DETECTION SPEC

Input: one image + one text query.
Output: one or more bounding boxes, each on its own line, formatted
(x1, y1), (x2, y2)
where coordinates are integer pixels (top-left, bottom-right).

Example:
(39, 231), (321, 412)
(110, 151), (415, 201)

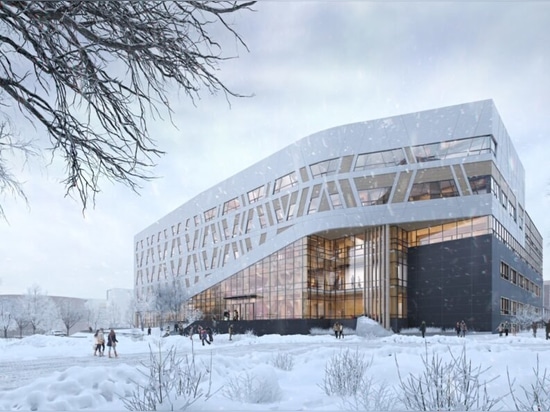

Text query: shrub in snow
(396, 344), (500, 411)
(321, 348), (371, 396)
(340, 376), (397, 411)
(507, 354), (550, 411)
(122, 341), (211, 411)
(270, 351), (294, 371)
(223, 364), (282, 404)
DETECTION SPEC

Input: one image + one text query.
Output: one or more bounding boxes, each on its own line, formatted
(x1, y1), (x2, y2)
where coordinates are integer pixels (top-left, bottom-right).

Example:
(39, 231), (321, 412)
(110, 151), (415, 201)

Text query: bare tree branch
(0, 1), (255, 211)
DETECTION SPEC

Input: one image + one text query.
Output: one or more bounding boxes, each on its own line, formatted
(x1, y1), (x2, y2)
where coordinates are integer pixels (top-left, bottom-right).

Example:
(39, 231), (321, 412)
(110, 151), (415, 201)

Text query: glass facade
(184, 215), (535, 328)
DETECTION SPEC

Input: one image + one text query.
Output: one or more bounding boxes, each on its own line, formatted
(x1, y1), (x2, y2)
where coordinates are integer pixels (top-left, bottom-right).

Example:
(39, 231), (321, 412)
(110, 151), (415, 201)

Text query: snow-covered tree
(11, 297), (31, 338)
(57, 299), (85, 336)
(0, 1), (255, 214)
(0, 297), (13, 338)
(153, 281), (188, 328)
(24, 284), (59, 334)
(106, 299), (123, 328)
(512, 304), (542, 331)
(84, 300), (108, 331)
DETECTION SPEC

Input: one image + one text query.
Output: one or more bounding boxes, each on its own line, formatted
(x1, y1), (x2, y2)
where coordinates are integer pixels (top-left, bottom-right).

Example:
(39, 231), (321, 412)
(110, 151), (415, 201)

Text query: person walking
(199, 326), (211, 346)
(542, 319), (550, 340)
(333, 322), (340, 339)
(420, 321), (427, 338)
(532, 321), (538, 338)
(107, 329), (118, 358)
(93, 329), (104, 357)
(504, 321), (509, 337)
(338, 322), (344, 339)
(228, 324), (234, 341)
(460, 320), (467, 337)
(455, 321), (461, 337)
(233, 309), (239, 321)
(147, 327), (151, 336)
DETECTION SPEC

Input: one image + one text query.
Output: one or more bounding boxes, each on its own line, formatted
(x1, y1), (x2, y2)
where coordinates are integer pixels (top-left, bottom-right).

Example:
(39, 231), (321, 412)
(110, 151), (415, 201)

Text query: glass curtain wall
(189, 227), (404, 328)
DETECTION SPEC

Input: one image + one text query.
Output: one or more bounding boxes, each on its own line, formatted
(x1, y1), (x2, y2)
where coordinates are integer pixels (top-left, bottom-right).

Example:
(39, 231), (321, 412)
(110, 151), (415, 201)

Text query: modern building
(543, 281), (550, 319)
(134, 100), (543, 333)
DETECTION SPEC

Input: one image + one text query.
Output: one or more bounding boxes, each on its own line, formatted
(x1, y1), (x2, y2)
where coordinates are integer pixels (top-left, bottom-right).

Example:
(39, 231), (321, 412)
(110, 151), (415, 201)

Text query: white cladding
(135, 99), (526, 298)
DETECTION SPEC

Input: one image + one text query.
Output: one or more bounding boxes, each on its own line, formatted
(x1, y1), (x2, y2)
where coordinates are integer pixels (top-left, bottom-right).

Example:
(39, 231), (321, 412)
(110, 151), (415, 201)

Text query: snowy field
(0, 318), (549, 411)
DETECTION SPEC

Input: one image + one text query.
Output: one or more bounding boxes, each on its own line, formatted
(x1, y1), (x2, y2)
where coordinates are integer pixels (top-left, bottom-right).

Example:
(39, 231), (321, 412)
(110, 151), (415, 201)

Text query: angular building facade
(134, 100), (543, 333)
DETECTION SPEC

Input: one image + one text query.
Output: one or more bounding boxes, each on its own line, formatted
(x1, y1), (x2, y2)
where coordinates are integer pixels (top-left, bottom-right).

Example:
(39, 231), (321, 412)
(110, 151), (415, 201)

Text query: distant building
(134, 100), (543, 333)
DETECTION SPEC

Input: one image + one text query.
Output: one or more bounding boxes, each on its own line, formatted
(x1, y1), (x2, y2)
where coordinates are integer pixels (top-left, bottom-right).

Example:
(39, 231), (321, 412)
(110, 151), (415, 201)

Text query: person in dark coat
(107, 329), (118, 358)
(544, 320), (550, 340)
(199, 326), (211, 346)
(420, 321), (427, 338)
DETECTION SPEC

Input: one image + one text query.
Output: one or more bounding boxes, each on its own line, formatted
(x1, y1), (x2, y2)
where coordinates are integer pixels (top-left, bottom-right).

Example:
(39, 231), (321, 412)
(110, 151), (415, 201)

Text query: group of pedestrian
(93, 328), (118, 358)
(190, 325), (214, 346)
(455, 320), (467, 337)
(223, 309), (239, 321)
(333, 322), (344, 339)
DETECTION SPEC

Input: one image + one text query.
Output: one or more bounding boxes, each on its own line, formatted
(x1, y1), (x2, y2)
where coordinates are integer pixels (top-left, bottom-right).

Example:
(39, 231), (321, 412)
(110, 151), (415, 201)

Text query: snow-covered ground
(0, 317), (548, 411)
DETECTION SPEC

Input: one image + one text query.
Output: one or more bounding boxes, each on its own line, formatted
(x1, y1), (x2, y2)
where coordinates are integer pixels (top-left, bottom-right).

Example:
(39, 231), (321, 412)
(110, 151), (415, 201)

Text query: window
(257, 205), (268, 228)
(248, 185), (266, 204)
(310, 158), (340, 178)
(500, 297), (510, 315)
(508, 201), (516, 222)
(358, 187), (391, 206)
(355, 149), (406, 171)
(408, 180), (459, 201)
(273, 172), (298, 194)
(245, 209), (255, 234)
(411, 135), (496, 163)
(307, 184), (322, 214)
(204, 207), (217, 222)
(273, 198), (285, 222)
(468, 175), (491, 194)
(500, 261), (509, 280)
(223, 197), (241, 215)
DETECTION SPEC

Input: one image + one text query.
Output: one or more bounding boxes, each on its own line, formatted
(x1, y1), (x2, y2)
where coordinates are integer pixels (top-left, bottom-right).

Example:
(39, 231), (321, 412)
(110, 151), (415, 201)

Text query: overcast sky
(1, 2), (549, 300)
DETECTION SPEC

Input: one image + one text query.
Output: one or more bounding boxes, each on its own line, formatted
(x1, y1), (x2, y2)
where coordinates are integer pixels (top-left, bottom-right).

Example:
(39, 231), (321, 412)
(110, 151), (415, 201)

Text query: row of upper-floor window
(201, 134), (497, 222)
(500, 261), (541, 297)
(500, 297), (541, 316)
(407, 214), (541, 276)
(135, 172), (521, 254)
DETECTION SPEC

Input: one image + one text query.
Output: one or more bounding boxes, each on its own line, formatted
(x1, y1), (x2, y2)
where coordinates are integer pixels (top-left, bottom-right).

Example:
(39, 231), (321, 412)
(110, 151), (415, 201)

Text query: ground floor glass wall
(189, 226), (408, 329)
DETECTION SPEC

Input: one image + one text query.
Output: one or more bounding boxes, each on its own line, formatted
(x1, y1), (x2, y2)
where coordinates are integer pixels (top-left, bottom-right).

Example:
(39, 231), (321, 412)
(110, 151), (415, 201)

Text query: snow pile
(355, 316), (393, 338)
